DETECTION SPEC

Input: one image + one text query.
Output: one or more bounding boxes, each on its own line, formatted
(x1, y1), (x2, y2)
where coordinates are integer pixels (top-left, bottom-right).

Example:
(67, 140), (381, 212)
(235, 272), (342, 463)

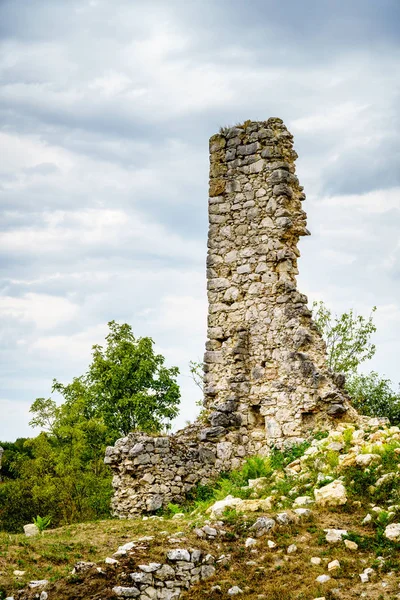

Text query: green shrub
(346, 371), (400, 424)
(240, 456), (272, 481)
(33, 515), (52, 533)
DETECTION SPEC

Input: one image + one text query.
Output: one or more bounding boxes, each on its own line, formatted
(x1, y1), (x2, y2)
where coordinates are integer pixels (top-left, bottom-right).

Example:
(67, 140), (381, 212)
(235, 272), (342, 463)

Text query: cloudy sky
(1, 0), (399, 442)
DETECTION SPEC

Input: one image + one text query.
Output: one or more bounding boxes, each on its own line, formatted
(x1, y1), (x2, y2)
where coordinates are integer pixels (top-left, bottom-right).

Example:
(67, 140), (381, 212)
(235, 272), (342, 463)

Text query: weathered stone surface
(384, 523), (400, 541)
(314, 480), (347, 507)
(24, 524), (39, 538)
(112, 586), (140, 597)
(325, 529), (348, 543)
(167, 549), (191, 562)
(206, 495), (242, 519)
(355, 453), (381, 467)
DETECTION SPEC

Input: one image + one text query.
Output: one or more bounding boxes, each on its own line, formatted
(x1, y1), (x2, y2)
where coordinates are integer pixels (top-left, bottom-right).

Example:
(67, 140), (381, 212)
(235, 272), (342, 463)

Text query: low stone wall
(106, 118), (357, 518)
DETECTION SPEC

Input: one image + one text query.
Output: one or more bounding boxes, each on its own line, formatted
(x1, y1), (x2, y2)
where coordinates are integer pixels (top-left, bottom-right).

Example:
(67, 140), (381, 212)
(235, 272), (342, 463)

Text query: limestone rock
(292, 496), (314, 507)
(228, 586), (243, 595)
(328, 560), (340, 571)
(250, 516), (276, 537)
(28, 581), (49, 589)
(315, 575), (330, 584)
(112, 586), (140, 597)
(355, 453), (381, 467)
(384, 523), (400, 541)
(24, 524), (39, 538)
(201, 565), (216, 580)
(344, 539), (358, 551)
(314, 480), (347, 507)
(325, 529), (348, 543)
(236, 498), (273, 513)
(167, 549), (191, 562)
(206, 495), (242, 518)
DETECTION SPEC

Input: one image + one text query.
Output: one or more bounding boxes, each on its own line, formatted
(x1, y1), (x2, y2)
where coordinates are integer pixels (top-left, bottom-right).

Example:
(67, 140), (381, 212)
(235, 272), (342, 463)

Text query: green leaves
(312, 301), (400, 425)
(86, 321), (181, 436)
(33, 515), (51, 533)
(312, 301), (377, 374)
(1, 320), (180, 533)
(345, 372), (400, 424)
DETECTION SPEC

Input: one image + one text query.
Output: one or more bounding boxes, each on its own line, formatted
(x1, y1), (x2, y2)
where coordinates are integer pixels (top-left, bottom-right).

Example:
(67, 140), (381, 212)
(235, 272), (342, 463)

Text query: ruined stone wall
(106, 118), (355, 518)
(204, 118), (350, 438)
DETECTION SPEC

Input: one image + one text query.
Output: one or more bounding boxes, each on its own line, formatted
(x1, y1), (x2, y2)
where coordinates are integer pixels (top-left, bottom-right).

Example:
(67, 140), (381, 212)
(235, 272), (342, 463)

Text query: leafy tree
(51, 321), (181, 437)
(345, 371), (400, 424)
(312, 301), (377, 374)
(0, 321), (180, 533)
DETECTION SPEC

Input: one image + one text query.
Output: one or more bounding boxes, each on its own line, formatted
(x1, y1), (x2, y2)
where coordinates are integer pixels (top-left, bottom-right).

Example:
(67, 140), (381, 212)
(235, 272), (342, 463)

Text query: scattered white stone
(293, 508), (312, 519)
(311, 557), (322, 565)
(201, 565), (216, 580)
(292, 496), (314, 507)
(105, 557), (119, 565)
(344, 539), (358, 551)
(325, 529), (348, 543)
(206, 495), (242, 518)
(228, 586), (243, 595)
(245, 537), (257, 548)
(203, 525), (218, 537)
(276, 512), (292, 525)
(172, 513), (185, 520)
(71, 561), (95, 574)
(355, 453), (381, 467)
(384, 523), (400, 541)
(112, 586), (140, 597)
(194, 528), (205, 538)
(359, 567), (375, 584)
(267, 540), (276, 549)
(40, 593), (48, 600)
(362, 514), (372, 525)
(250, 516), (276, 537)
(204, 553), (215, 564)
(314, 480), (347, 507)
(24, 524), (39, 538)
(316, 574), (330, 584)
(114, 541), (136, 556)
(327, 442), (344, 452)
(167, 549), (191, 562)
(13, 570), (26, 577)
(313, 597), (326, 600)
(287, 544), (297, 554)
(28, 581), (49, 589)
(328, 560), (340, 572)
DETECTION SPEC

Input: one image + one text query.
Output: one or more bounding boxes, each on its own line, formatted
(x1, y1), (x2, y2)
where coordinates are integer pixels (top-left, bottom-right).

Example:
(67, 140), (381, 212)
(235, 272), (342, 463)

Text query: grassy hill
(2, 421), (400, 600)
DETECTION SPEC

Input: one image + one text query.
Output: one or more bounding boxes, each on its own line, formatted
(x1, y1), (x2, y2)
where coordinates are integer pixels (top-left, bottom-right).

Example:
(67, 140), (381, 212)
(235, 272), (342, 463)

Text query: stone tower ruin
(105, 118), (355, 518)
(203, 118), (349, 440)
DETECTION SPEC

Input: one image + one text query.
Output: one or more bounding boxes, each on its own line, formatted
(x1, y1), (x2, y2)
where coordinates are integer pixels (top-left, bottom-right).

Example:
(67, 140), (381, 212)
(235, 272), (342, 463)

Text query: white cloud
(321, 187), (400, 213)
(0, 293), (78, 329)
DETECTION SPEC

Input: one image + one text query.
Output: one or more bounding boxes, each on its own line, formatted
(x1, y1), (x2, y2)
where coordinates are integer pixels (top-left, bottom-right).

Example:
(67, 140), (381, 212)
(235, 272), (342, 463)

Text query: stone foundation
(106, 118), (357, 518)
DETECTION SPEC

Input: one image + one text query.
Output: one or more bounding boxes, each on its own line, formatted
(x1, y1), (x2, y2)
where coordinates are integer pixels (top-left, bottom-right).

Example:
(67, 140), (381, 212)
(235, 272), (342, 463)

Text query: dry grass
(1, 507), (399, 600)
